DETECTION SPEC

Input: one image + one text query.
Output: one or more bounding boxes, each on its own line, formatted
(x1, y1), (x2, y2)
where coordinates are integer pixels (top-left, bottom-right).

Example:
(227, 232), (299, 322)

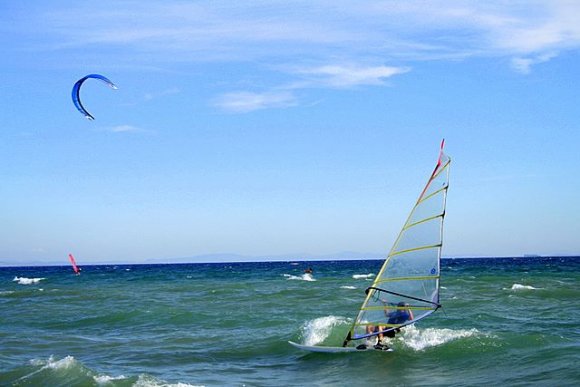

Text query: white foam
(18, 356), (79, 383)
(506, 283), (540, 291)
(397, 325), (480, 351)
(13, 276), (45, 285)
(45, 355), (77, 370)
(283, 273), (316, 282)
(0, 290), (15, 295)
(94, 374), (127, 384)
(134, 374), (204, 387)
(301, 315), (350, 346)
(340, 285), (357, 290)
(352, 273), (375, 279)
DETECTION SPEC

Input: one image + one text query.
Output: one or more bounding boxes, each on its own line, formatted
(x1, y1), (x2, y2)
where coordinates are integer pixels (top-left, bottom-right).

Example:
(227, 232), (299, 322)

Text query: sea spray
(300, 316), (351, 346)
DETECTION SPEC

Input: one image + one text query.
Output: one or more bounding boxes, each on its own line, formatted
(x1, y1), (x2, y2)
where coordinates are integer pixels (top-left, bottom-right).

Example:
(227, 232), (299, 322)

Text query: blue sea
(1, 257), (579, 386)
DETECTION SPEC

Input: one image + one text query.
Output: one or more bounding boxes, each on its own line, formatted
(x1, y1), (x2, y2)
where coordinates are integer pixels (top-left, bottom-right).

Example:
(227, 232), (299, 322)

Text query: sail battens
(417, 184), (448, 205)
(390, 243), (442, 257)
(343, 141), (450, 347)
(375, 275), (440, 283)
(362, 305), (436, 311)
(354, 322), (405, 328)
(403, 214), (443, 230)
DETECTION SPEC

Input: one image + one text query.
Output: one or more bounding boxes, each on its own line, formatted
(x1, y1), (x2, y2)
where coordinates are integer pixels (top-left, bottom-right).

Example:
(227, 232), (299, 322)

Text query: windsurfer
(384, 302), (414, 338)
(366, 301), (414, 344)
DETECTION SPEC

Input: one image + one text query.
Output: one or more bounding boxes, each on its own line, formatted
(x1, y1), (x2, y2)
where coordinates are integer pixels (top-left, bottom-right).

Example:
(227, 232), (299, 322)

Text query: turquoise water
(1, 257), (579, 386)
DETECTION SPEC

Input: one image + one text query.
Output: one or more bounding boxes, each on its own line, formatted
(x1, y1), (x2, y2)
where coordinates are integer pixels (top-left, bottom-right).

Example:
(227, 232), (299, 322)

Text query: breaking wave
(352, 273), (374, 280)
(13, 276), (45, 285)
(505, 283), (540, 291)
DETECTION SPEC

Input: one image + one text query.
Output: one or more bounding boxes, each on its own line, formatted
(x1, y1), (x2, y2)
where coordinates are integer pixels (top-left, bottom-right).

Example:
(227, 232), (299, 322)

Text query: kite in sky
(71, 74), (118, 120)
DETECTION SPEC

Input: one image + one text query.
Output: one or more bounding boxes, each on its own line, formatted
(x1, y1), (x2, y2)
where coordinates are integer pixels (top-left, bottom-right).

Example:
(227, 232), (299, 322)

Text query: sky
(1, 1), (579, 265)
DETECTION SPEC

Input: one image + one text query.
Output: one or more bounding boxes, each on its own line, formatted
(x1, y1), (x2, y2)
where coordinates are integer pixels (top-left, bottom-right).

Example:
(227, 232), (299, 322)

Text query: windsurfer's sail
(343, 140), (450, 347)
(68, 253), (80, 275)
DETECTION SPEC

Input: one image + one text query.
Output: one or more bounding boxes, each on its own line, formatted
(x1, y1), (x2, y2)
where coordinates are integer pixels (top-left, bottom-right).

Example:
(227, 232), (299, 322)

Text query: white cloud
(293, 64), (410, 88)
(144, 87), (180, 101)
(511, 52), (557, 74)
(29, 1), (580, 67)
(102, 125), (148, 133)
(214, 91), (297, 113)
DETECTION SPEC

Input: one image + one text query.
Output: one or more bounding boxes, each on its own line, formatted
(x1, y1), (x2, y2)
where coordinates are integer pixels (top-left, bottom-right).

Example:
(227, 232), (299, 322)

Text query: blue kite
(71, 74), (118, 120)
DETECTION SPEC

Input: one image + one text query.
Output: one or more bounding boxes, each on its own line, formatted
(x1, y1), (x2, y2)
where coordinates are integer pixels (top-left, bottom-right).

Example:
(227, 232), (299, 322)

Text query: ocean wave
(283, 273), (316, 282)
(300, 315), (351, 346)
(11, 356), (201, 387)
(14, 355), (80, 385)
(352, 273), (375, 279)
(13, 276), (45, 285)
(94, 374), (127, 384)
(397, 325), (480, 351)
(340, 285), (357, 290)
(505, 283), (540, 291)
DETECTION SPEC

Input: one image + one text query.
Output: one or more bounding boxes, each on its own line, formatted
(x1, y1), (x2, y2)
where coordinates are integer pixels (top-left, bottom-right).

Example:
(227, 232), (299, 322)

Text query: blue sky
(1, 1), (579, 265)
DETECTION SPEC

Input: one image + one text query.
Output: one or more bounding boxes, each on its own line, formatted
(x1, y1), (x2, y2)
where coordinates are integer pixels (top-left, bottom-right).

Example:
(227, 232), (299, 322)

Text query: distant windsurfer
(68, 253), (81, 275)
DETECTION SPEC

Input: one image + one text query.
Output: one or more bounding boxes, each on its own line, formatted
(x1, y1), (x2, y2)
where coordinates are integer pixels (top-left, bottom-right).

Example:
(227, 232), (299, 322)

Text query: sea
(1, 257), (578, 386)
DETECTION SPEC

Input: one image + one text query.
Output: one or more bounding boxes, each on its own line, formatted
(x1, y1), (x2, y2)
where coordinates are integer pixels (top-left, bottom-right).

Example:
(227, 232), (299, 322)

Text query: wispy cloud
(213, 91), (297, 113)
(292, 64), (410, 88)
(25, 1), (580, 69)
(144, 87), (180, 101)
(511, 52), (558, 74)
(100, 125), (150, 133)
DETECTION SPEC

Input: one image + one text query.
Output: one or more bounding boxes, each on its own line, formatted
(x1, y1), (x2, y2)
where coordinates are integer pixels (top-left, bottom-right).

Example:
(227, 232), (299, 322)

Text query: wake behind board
(288, 341), (393, 353)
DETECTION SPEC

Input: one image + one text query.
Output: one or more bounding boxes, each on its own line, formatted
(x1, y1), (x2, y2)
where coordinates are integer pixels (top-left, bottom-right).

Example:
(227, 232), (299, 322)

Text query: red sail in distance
(68, 254), (80, 275)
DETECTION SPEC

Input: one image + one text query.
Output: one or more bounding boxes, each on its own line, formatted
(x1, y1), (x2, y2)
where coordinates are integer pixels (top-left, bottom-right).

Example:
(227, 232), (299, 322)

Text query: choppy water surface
(1, 257), (578, 386)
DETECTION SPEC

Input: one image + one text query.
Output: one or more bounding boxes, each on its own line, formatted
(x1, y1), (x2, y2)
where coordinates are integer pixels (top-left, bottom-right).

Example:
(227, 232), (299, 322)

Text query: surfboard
(288, 341), (393, 353)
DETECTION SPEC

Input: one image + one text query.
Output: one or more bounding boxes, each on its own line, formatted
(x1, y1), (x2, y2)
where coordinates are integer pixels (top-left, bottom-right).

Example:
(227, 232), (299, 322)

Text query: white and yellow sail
(343, 140), (450, 346)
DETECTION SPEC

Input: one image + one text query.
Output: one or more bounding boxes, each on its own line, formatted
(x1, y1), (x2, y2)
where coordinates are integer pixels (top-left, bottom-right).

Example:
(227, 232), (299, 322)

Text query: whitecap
(44, 355), (77, 370)
(18, 356), (79, 383)
(397, 325), (480, 351)
(283, 273), (316, 282)
(505, 283), (540, 291)
(352, 273), (375, 279)
(300, 315), (351, 346)
(134, 374), (204, 387)
(0, 290), (15, 296)
(94, 374), (127, 384)
(340, 286), (357, 290)
(13, 277), (45, 285)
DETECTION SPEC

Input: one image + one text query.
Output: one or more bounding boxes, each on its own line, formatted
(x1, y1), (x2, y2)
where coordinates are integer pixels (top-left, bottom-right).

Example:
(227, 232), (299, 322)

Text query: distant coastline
(1, 254), (578, 268)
